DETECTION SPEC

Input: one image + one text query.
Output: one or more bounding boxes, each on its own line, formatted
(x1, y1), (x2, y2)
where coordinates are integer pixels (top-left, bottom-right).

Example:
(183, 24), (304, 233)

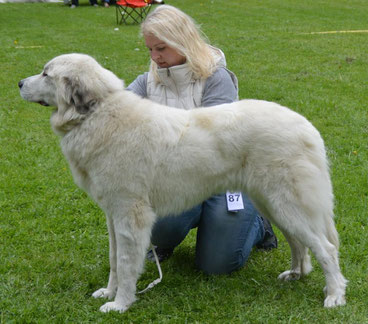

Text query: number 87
(228, 194), (240, 202)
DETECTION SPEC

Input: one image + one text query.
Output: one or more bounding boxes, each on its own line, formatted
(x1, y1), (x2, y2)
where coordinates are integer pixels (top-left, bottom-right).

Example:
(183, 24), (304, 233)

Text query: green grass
(1, 0), (368, 322)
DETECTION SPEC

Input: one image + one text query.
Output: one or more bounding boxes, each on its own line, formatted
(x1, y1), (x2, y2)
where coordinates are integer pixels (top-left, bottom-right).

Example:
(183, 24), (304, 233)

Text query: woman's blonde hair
(141, 5), (220, 80)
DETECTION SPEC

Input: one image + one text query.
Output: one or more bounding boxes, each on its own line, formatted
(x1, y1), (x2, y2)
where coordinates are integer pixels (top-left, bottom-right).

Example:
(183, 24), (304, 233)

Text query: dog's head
(19, 53), (124, 135)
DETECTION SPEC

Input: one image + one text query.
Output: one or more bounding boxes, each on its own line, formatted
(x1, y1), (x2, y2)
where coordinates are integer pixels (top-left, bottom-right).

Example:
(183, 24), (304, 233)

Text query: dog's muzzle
(18, 79), (50, 106)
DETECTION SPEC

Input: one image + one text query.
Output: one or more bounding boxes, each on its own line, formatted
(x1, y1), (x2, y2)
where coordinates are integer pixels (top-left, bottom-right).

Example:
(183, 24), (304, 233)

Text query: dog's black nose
(18, 80), (24, 89)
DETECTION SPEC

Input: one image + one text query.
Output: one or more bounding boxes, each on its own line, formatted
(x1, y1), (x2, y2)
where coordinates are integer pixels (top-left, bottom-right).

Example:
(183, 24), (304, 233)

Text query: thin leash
(137, 245), (163, 294)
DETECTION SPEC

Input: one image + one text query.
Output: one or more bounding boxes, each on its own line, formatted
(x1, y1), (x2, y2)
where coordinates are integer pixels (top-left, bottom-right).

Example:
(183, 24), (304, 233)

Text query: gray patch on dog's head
(62, 76), (97, 114)
(71, 89), (97, 114)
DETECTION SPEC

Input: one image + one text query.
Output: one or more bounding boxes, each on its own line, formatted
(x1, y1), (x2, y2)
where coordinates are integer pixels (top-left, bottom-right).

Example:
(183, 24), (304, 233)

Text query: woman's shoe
(147, 246), (174, 262)
(257, 217), (278, 250)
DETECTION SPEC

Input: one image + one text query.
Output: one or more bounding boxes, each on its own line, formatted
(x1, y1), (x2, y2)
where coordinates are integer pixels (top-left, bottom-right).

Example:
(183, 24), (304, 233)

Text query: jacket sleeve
(201, 67), (238, 107)
(125, 73), (148, 98)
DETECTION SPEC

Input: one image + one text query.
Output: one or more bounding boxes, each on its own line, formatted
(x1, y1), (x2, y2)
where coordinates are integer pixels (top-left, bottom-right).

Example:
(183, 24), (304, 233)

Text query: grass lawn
(1, 0), (368, 322)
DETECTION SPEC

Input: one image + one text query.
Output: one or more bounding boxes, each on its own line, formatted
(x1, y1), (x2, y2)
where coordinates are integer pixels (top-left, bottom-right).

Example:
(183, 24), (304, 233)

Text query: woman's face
(144, 34), (186, 68)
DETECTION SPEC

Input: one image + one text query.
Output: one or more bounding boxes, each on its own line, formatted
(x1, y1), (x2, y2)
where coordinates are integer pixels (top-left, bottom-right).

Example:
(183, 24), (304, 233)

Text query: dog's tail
(295, 134), (340, 250)
(315, 167), (340, 250)
(325, 210), (340, 249)
(316, 163), (340, 250)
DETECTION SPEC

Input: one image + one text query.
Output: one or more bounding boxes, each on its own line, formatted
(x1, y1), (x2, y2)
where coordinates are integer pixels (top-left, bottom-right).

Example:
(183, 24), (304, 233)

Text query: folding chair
(115, 0), (153, 25)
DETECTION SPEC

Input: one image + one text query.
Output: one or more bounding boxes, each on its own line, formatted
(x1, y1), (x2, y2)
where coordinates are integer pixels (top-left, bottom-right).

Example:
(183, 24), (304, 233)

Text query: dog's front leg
(99, 201), (155, 313)
(92, 216), (118, 300)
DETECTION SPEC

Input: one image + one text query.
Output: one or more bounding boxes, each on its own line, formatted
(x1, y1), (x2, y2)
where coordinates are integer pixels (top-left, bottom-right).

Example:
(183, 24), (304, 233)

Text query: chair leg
(115, 4), (152, 25)
(116, 5), (120, 24)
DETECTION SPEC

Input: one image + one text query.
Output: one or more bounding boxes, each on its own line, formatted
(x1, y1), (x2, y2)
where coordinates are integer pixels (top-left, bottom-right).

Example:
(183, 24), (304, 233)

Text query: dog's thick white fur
(19, 53), (347, 312)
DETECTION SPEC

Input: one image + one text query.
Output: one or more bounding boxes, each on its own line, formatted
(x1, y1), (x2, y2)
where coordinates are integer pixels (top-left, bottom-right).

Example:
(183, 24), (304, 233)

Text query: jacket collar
(156, 63), (195, 87)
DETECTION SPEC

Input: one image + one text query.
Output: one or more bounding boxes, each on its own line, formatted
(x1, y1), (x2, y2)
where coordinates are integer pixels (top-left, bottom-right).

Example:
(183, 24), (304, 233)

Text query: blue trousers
(151, 193), (264, 274)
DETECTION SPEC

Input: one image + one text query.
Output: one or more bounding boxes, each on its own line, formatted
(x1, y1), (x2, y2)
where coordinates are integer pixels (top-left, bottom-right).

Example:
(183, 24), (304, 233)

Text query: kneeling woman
(126, 5), (277, 274)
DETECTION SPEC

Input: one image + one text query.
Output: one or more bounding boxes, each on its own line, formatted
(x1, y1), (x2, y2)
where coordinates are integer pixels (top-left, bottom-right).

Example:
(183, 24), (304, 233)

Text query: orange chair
(115, 0), (154, 25)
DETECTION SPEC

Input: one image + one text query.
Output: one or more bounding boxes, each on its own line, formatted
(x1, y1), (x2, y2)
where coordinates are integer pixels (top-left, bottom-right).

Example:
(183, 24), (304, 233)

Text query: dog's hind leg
(265, 155), (346, 307)
(277, 213), (346, 308)
(250, 199), (313, 281)
(252, 203), (312, 281)
(278, 232), (312, 281)
(307, 234), (347, 307)
(98, 199), (156, 313)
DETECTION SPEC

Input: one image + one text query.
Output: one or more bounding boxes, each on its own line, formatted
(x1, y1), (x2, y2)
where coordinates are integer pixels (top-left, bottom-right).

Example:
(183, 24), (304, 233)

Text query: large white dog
(19, 54), (347, 313)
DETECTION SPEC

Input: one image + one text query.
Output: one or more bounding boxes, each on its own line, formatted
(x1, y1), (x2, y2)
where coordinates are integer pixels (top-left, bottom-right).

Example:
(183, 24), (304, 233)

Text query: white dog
(19, 54), (347, 312)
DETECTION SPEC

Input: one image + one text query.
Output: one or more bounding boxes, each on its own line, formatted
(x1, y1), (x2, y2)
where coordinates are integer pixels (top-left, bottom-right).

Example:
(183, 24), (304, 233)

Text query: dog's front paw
(278, 270), (301, 281)
(99, 301), (130, 313)
(324, 294), (346, 308)
(92, 288), (116, 299)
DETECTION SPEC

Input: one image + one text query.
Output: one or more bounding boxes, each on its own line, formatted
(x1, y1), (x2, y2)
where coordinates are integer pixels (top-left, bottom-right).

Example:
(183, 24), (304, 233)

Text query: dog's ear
(62, 76), (97, 114)
(70, 89), (97, 114)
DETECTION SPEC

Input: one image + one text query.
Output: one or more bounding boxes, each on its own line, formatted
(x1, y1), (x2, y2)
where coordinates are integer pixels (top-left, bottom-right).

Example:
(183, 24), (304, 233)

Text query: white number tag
(226, 191), (244, 212)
